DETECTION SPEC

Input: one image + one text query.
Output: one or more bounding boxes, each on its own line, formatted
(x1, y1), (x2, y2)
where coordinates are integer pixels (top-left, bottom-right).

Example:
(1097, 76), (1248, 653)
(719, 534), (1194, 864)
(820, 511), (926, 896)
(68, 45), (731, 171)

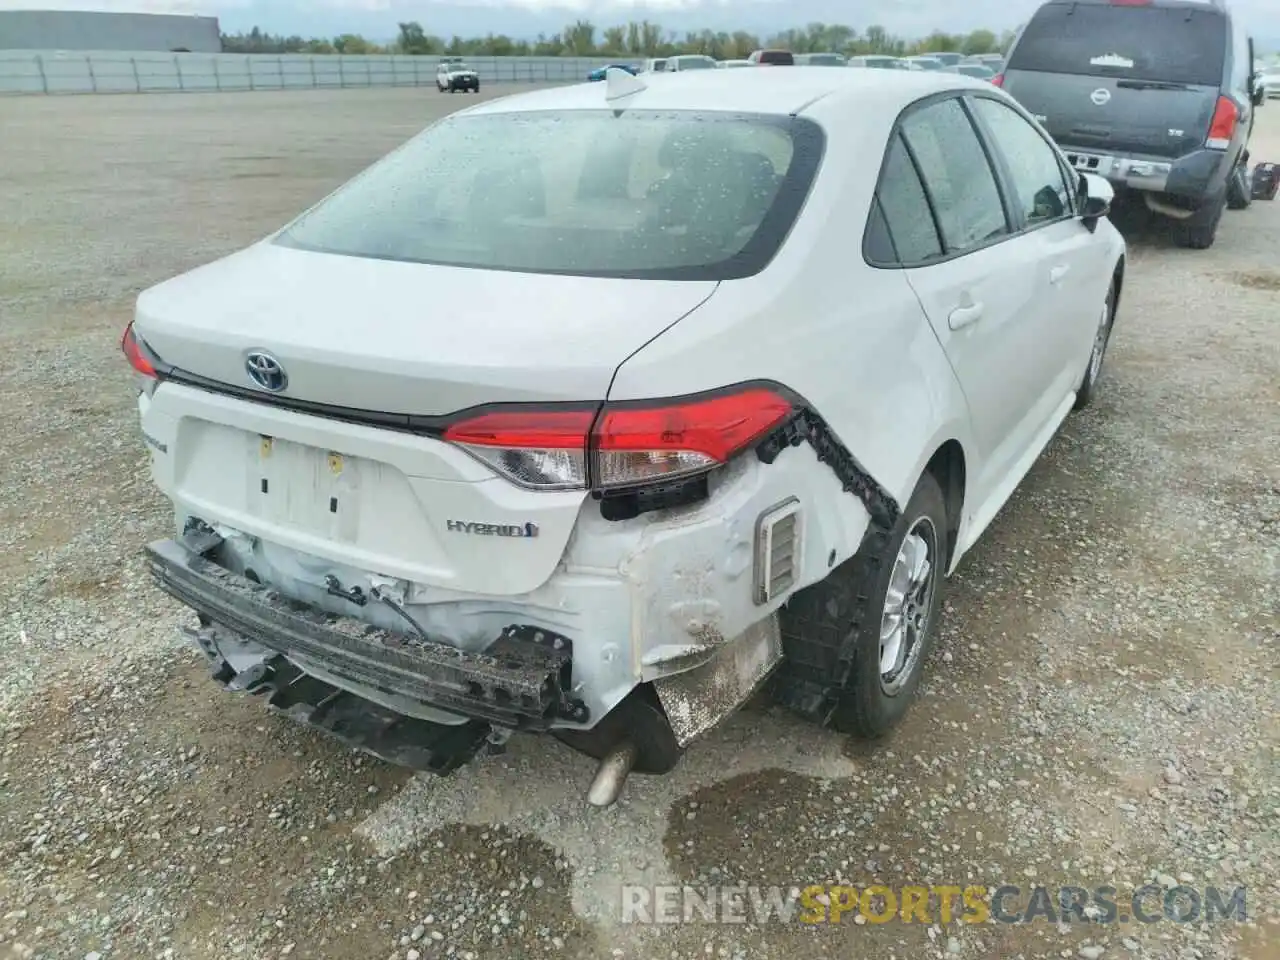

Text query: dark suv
(997, 0), (1264, 249)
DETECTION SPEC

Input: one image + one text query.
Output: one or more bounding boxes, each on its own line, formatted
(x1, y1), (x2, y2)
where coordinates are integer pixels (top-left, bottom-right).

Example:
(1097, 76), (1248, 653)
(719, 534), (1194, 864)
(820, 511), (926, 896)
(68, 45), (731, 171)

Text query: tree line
(219, 21), (1013, 60)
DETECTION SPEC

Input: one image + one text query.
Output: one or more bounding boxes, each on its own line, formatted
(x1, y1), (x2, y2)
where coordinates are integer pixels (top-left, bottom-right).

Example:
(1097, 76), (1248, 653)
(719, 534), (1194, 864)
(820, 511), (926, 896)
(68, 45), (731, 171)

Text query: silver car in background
(900, 56), (947, 71)
(1258, 67), (1280, 99)
(848, 55), (911, 70)
(663, 54), (718, 72)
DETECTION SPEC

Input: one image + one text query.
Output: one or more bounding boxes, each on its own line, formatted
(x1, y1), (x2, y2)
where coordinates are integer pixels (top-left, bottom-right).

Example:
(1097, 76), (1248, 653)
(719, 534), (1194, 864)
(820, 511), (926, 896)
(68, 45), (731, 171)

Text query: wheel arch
(1112, 253), (1126, 315)
(922, 439), (966, 573)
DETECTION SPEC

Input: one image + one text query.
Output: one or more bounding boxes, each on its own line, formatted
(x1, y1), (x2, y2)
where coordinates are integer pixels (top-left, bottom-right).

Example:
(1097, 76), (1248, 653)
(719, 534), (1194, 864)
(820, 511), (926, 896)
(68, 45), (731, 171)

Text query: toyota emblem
(245, 351), (288, 392)
(1090, 88), (1112, 106)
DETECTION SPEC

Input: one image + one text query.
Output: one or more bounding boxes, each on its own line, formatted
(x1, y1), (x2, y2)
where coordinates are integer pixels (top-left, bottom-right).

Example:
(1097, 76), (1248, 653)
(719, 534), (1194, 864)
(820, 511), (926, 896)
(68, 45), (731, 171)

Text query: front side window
(276, 110), (823, 281)
(900, 99), (1009, 255)
(972, 97), (1072, 226)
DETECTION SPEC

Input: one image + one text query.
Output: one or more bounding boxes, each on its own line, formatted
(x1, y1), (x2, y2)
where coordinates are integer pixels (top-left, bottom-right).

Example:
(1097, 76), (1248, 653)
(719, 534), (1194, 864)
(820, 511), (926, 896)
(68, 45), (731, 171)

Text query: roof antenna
(604, 65), (647, 103)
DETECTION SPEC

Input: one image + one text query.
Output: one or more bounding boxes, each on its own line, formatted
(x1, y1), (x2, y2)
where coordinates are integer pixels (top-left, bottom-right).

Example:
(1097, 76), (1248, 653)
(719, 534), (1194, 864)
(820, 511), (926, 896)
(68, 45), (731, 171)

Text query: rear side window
(900, 99), (1009, 255)
(871, 134), (943, 264)
(1007, 2), (1227, 86)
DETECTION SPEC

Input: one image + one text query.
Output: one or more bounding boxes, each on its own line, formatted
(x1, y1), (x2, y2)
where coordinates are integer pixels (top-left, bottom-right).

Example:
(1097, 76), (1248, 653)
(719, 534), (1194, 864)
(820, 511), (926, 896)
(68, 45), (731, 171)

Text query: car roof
(457, 68), (987, 120)
(1038, 0), (1226, 7)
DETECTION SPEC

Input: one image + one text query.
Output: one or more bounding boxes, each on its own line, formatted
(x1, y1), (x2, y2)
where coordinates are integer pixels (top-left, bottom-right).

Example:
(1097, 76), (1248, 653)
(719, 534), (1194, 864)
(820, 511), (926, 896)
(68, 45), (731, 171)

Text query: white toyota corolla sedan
(124, 66), (1125, 805)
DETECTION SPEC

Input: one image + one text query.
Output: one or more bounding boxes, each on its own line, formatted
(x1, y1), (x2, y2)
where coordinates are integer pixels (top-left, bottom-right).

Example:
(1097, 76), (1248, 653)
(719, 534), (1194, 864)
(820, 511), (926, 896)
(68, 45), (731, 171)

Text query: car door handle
(1049, 264), (1070, 284)
(948, 302), (984, 330)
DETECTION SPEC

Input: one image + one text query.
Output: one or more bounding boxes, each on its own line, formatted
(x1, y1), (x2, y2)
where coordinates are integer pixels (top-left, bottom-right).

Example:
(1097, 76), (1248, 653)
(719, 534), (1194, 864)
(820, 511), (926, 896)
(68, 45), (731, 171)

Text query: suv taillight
(121, 321), (157, 378)
(990, 73), (1005, 87)
(442, 386), (795, 493)
(1205, 96), (1238, 150)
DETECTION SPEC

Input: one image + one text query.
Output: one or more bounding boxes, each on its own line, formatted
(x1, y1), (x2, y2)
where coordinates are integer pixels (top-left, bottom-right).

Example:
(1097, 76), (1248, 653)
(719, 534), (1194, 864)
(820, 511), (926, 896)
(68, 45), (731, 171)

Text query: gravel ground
(0, 87), (1276, 960)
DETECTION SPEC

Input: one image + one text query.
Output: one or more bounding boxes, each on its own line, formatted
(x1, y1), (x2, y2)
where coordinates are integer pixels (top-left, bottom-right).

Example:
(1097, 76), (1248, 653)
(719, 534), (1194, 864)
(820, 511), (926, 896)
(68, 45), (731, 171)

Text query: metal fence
(0, 51), (623, 95)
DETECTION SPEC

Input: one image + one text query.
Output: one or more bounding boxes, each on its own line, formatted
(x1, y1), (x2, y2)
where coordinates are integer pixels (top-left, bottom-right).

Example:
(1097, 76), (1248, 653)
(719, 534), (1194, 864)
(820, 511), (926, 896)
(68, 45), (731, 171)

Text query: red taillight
(443, 408), (595, 450)
(441, 386), (796, 492)
(990, 73), (1005, 87)
(594, 388), (795, 489)
(443, 408), (595, 490)
(1205, 96), (1238, 149)
(121, 322), (157, 378)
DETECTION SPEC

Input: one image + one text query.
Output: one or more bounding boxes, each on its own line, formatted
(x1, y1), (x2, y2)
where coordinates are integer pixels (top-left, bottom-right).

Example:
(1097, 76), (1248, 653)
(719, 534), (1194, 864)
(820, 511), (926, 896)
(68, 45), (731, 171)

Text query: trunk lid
(135, 241), (717, 414)
(135, 243), (717, 597)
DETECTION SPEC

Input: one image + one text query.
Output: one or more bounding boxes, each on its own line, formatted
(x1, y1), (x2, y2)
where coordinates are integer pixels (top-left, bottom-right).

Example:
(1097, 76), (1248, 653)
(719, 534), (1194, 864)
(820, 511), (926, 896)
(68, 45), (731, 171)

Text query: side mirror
(1078, 172), (1114, 231)
(1252, 85), (1266, 107)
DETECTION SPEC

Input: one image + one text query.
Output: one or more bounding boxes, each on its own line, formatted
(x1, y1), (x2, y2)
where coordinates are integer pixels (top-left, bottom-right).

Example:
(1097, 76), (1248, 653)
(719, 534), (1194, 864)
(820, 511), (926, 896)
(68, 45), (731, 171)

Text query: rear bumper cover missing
(146, 537), (589, 731)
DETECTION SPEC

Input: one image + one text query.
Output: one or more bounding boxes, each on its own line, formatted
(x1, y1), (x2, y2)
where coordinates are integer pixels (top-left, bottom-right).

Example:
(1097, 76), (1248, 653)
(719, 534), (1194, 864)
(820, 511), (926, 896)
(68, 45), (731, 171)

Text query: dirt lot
(0, 86), (1276, 960)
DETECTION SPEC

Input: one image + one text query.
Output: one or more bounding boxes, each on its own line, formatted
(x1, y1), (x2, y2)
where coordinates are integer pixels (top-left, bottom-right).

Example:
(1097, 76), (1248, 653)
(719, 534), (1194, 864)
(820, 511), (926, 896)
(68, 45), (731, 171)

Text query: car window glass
(973, 97), (1071, 224)
(863, 198), (897, 263)
(1231, 19), (1250, 95)
(276, 110), (815, 281)
(1006, 3), (1226, 87)
(900, 99), (1008, 254)
(873, 133), (942, 263)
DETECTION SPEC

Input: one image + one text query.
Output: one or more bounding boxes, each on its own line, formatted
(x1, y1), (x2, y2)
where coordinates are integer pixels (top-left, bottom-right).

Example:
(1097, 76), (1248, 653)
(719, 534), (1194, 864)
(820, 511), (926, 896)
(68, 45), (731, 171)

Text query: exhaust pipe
(1143, 193), (1196, 220)
(586, 740), (637, 807)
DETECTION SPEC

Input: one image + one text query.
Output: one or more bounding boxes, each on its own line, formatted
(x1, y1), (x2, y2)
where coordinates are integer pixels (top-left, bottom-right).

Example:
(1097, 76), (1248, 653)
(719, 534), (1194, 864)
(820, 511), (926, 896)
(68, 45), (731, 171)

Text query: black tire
(774, 473), (949, 739)
(1226, 160), (1252, 210)
(1073, 274), (1117, 411)
(1175, 192), (1225, 249)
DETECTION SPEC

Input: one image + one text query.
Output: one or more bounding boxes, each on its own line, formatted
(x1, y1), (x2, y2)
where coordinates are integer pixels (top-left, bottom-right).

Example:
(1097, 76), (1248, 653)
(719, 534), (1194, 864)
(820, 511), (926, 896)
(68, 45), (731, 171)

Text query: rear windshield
(275, 110), (824, 281)
(1007, 3), (1227, 86)
(758, 51), (794, 65)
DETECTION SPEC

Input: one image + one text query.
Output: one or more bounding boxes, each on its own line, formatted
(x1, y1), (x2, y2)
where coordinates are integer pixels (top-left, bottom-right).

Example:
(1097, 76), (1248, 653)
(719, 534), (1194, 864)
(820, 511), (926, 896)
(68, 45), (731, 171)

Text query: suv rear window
(276, 110), (823, 281)
(1007, 2), (1227, 86)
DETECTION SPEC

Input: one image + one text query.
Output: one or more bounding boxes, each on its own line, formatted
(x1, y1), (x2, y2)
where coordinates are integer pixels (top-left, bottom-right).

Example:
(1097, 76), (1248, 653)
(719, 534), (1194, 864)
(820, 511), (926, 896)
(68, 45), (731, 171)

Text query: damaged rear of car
(127, 96), (863, 804)
(130, 72), (1117, 805)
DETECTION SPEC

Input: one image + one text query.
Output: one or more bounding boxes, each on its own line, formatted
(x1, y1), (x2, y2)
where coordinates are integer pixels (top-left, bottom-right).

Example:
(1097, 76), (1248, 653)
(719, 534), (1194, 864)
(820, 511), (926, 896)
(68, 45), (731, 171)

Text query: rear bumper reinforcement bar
(190, 629), (493, 775)
(146, 538), (589, 731)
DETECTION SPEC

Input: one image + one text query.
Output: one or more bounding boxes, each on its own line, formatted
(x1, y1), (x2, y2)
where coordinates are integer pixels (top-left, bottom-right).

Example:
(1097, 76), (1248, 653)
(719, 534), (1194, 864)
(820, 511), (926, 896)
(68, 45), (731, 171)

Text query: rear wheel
(1175, 191), (1226, 250)
(1226, 159), (1252, 210)
(774, 473), (948, 739)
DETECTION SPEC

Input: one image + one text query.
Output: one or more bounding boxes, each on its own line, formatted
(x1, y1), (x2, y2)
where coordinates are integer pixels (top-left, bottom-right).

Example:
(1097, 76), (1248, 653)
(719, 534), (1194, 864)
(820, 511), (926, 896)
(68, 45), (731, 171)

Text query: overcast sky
(1, 0), (1276, 47)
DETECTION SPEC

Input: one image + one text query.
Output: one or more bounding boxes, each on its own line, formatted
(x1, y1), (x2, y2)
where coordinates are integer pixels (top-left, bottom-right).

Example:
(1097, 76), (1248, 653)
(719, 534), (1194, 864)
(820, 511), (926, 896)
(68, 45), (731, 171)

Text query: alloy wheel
(879, 517), (938, 696)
